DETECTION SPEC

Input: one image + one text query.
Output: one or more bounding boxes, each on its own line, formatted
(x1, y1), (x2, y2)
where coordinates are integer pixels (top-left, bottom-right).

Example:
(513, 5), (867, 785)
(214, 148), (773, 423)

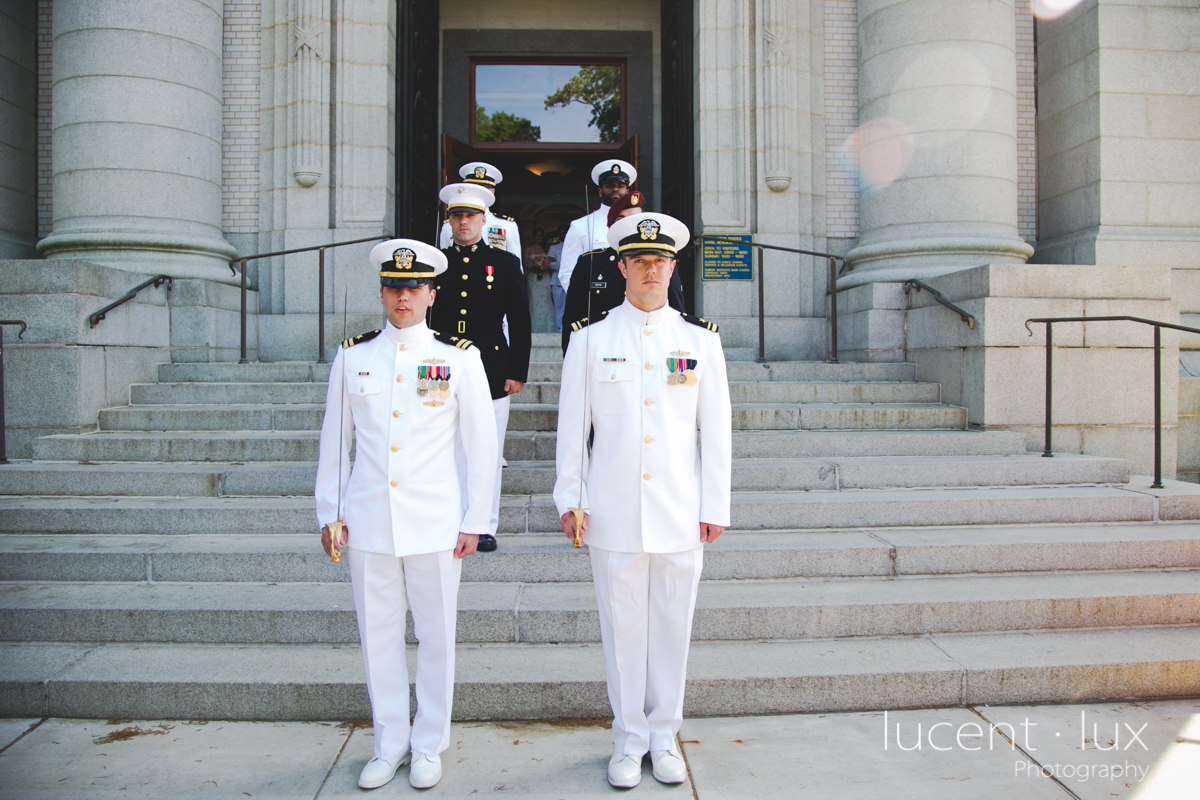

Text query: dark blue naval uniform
(430, 241), (532, 400)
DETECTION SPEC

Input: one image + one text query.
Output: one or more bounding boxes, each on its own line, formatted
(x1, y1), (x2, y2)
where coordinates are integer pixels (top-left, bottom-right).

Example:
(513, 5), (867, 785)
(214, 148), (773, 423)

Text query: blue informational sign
(700, 235), (753, 281)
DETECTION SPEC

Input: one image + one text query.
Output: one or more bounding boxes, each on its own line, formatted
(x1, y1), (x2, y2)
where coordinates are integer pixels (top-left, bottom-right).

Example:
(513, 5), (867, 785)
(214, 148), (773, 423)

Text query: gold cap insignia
(474, 166), (486, 179)
(393, 248), (416, 269)
(456, 186), (465, 194)
(638, 219), (660, 241)
(612, 164), (621, 175)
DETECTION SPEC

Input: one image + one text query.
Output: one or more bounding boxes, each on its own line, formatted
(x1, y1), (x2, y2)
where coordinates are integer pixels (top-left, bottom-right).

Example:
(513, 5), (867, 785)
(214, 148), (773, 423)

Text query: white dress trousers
(554, 299), (733, 755)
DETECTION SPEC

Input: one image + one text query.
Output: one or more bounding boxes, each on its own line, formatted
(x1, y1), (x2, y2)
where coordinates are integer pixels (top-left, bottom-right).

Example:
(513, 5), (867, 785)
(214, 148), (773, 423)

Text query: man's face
(617, 206), (641, 221)
(449, 210), (485, 245)
(598, 180), (629, 206)
(619, 253), (675, 311)
(380, 283), (435, 329)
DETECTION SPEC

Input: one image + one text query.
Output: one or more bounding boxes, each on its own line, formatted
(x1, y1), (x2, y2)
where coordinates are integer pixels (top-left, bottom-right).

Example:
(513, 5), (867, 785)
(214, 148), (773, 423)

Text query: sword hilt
(328, 519), (346, 564)
(569, 507), (585, 549)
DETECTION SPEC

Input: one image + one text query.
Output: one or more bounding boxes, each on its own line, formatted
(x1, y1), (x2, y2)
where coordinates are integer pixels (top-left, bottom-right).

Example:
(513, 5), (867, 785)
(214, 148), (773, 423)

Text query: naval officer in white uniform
(554, 212), (733, 788)
(316, 239), (498, 791)
(438, 162), (522, 270)
(557, 158), (635, 292)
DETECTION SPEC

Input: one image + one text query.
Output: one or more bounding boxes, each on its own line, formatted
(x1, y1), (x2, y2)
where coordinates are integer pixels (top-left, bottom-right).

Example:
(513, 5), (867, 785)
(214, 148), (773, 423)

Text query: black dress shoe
(477, 534), (497, 552)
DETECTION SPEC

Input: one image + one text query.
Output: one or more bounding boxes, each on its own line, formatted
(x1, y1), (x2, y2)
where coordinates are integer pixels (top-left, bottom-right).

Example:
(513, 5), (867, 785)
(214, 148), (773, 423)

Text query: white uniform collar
(618, 298), (675, 326)
(383, 319), (429, 344)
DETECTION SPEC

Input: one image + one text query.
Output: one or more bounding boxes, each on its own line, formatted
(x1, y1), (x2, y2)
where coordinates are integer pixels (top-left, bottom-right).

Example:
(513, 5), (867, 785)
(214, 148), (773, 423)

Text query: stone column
(845, 0), (1033, 285)
(36, 0), (238, 283)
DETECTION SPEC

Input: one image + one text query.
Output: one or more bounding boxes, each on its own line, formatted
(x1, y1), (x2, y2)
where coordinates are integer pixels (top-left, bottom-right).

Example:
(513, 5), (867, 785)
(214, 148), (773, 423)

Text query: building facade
(1, 0), (1198, 473)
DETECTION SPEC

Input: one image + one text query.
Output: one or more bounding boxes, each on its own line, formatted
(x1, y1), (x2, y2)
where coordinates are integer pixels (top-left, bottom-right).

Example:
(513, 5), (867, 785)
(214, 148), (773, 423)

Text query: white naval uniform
(440, 211), (523, 271)
(553, 299), (732, 756)
(315, 320), (497, 761)
(558, 206), (610, 292)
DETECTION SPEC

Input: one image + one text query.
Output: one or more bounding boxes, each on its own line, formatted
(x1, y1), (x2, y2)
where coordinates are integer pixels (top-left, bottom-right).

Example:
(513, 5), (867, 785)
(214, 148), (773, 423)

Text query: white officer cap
(591, 159), (637, 187)
(607, 212), (689, 258)
(438, 182), (495, 214)
(371, 238), (447, 287)
(460, 162), (503, 187)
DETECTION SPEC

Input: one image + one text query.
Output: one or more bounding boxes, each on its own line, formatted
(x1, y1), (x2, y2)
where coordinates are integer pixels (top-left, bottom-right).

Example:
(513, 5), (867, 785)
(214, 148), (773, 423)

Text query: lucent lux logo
(882, 710), (1151, 783)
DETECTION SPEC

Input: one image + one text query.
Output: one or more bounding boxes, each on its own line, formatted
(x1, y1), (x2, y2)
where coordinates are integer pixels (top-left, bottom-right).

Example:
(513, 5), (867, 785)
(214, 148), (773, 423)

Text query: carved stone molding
(292, 0), (328, 187)
(698, 0), (752, 229)
(760, 0), (796, 192)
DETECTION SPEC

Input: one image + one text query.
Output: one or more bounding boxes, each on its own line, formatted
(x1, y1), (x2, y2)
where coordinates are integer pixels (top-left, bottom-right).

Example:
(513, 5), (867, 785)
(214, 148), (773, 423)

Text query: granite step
(130, 382), (328, 405)
(509, 381), (943, 406)
(1, 570), (1196, 645)
(0, 454), (1130, 498)
(3, 481), (1197, 535)
(4, 626), (1196, 719)
(99, 405), (324, 432)
(154, 360), (918, 386)
(508, 402), (968, 432)
(32, 431), (323, 463)
(2, 525), (1197, 583)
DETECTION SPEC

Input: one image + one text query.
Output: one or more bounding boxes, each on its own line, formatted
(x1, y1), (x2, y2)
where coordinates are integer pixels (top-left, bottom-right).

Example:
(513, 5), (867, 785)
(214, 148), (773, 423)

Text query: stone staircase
(1, 331), (1198, 720)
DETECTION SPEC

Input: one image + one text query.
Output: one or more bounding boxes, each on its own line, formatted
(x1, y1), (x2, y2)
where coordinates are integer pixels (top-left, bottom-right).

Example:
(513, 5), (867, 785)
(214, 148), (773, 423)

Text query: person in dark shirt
(429, 182), (532, 552)
(561, 191), (686, 353)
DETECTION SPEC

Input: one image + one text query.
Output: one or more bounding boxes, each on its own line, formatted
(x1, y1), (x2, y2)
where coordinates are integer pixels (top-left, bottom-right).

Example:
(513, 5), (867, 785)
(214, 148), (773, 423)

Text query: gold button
(461, 291), (467, 297)
(463, 257), (470, 262)
(643, 473), (650, 481)
(610, 373), (616, 380)
(462, 274), (468, 280)
(393, 411), (400, 418)
(645, 399), (653, 406)
(495, 346), (499, 350)
(391, 445), (398, 452)
(460, 309), (467, 315)
(644, 329), (651, 336)
(645, 436), (653, 443)
(359, 387), (364, 392)
(389, 480), (398, 487)
(399, 344), (406, 351)
(396, 376), (403, 383)
(644, 362), (652, 370)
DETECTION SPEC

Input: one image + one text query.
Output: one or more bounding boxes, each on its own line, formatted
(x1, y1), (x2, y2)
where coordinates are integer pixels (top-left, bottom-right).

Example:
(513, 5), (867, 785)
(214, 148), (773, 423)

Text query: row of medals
(418, 360), (449, 404)
(668, 354), (698, 385)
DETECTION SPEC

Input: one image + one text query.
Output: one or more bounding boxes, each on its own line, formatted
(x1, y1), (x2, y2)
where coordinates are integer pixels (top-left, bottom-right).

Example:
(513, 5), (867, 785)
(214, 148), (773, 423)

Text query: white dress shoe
(357, 752), (409, 790)
(650, 747), (688, 784)
(409, 752), (443, 789)
(608, 752), (643, 788)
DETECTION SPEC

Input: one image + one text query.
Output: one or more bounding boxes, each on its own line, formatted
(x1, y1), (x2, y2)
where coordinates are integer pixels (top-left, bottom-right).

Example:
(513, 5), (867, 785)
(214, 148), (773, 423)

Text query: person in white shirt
(546, 223), (569, 331)
(557, 158), (635, 292)
(316, 239), (497, 791)
(554, 212), (733, 789)
(438, 162), (522, 271)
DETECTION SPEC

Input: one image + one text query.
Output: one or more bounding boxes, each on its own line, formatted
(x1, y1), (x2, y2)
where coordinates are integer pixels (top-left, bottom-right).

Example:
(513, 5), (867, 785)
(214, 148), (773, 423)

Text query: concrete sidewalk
(0, 700), (1195, 798)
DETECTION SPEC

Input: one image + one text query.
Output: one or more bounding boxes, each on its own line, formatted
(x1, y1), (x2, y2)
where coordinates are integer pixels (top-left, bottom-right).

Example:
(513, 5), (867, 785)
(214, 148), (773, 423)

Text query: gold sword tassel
(329, 519), (346, 563)
(569, 506), (586, 549)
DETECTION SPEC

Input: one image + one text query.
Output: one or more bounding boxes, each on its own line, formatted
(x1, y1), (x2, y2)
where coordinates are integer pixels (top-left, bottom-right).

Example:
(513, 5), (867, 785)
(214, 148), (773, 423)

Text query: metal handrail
(904, 280), (976, 329)
(1024, 315), (1200, 489)
(0, 320), (28, 463)
(231, 235), (386, 364)
(87, 275), (172, 328)
(693, 234), (847, 363)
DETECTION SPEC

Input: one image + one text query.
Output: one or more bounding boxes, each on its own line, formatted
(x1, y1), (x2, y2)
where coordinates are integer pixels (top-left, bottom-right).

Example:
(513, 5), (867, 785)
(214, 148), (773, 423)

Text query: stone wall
(222, 0), (262, 256)
(0, 2), (38, 260)
(908, 263), (1179, 477)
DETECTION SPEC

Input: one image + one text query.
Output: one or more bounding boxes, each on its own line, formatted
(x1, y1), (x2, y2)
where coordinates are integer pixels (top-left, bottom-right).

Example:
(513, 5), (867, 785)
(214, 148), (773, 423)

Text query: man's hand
(321, 523), (348, 557)
(560, 510), (589, 545)
(505, 379), (524, 395)
(455, 533), (479, 558)
(700, 522), (725, 544)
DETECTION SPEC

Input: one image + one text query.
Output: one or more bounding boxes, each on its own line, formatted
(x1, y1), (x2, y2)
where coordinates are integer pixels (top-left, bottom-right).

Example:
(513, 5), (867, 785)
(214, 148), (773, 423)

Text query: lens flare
(1031, 0), (1085, 20)
(842, 117), (915, 193)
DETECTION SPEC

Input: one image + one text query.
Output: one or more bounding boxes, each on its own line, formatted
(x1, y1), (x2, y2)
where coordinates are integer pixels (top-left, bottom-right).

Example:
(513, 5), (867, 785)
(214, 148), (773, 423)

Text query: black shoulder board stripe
(343, 329), (381, 348)
(681, 313), (719, 333)
(433, 330), (474, 350)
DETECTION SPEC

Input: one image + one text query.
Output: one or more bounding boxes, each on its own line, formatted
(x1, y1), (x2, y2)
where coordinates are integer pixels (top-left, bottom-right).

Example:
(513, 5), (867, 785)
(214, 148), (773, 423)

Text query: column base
(843, 236), (1034, 288)
(37, 230), (241, 286)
